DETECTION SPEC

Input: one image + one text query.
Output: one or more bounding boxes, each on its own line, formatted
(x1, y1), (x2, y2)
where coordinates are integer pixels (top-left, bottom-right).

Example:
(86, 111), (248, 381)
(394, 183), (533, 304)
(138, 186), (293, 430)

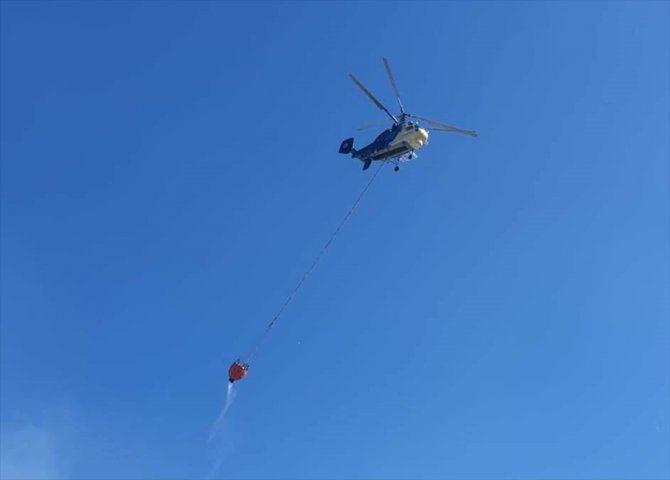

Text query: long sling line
(245, 162), (385, 362)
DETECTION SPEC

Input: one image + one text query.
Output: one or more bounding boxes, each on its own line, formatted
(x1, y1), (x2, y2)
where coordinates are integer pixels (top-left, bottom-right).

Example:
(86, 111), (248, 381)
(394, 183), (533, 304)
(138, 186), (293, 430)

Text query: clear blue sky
(1, 1), (668, 479)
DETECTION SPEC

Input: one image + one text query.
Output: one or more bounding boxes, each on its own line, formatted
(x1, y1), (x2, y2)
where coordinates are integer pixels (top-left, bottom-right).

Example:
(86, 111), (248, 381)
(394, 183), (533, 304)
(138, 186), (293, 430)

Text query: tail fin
(339, 138), (355, 154)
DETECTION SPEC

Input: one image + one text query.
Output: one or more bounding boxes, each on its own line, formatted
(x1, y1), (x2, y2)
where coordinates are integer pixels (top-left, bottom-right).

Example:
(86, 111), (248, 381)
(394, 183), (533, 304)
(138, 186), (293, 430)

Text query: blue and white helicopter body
(339, 58), (477, 172)
(339, 120), (429, 170)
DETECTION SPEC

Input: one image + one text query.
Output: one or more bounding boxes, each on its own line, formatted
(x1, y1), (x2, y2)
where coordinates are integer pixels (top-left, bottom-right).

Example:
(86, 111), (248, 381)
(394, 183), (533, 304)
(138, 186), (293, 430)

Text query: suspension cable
(245, 162), (385, 362)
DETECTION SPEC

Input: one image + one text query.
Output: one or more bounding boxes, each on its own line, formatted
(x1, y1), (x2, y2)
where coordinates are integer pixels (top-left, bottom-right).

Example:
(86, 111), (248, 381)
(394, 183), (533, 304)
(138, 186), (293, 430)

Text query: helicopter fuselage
(339, 121), (429, 170)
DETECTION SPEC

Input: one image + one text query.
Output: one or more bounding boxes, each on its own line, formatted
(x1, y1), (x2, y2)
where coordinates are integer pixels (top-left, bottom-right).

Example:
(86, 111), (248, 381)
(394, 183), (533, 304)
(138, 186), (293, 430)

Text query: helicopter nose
(412, 128), (429, 148)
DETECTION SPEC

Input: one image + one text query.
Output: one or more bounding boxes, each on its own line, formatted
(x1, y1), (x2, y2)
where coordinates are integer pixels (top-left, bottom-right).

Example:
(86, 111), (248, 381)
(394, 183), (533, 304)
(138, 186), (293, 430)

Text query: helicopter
(339, 58), (478, 172)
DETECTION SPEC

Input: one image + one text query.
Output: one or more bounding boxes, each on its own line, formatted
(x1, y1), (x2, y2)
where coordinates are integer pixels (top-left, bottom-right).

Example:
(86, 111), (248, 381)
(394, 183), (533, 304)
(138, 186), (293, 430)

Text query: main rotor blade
(383, 58), (405, 114)
(349, 74), (398, 123)
(356, 120), (389, 131)
(412, 115), (478, 137)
